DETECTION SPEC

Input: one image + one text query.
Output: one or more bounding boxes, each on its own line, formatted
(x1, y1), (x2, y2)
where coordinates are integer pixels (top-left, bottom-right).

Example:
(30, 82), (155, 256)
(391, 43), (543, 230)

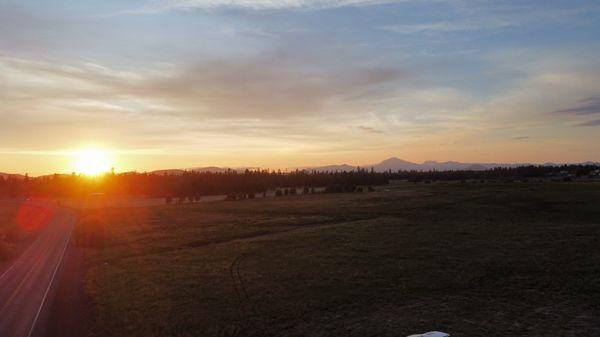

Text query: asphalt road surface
(0, 201), (75, 337)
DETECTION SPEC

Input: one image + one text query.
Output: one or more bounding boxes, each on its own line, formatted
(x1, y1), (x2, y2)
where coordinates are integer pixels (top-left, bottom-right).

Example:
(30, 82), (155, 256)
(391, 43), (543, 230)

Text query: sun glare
(75, 150), (111, 176)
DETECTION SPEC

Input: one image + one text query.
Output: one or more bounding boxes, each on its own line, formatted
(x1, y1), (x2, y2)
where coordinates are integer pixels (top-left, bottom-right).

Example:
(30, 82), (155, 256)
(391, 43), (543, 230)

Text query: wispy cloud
(0, 54), (410, 153)
(358, 125), (383, 134)
(0, 54), (407, 118)
(551, 96), (600, 115)
(2, 1), (600, 169)
(577, 119), (600, 127)
(136, 0), (399, 12)
(379, 18), (515, 34)
(379, 5), (600, 35)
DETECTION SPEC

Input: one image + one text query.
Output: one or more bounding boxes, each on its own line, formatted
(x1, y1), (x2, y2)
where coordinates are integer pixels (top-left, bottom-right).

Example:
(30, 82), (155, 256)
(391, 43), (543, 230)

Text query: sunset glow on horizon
(74, 150), (112, 176)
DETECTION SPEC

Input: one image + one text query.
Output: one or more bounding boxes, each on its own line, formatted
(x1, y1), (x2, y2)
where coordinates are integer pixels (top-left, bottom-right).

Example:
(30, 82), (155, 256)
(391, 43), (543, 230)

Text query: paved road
(0, 202), (75, 337)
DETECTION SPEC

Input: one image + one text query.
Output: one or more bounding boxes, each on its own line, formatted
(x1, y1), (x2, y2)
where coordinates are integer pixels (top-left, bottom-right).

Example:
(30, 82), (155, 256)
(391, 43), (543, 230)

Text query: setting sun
(74, 150), (111, 176)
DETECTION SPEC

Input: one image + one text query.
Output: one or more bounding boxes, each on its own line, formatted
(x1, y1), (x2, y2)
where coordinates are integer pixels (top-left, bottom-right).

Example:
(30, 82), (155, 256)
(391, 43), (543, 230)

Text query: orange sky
(1, 132), (597, 176)
(1, 1), (599, 175)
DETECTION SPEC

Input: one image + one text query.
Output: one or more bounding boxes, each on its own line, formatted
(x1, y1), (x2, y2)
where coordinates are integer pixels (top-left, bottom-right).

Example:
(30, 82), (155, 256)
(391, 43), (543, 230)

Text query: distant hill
(4, 159), (597, 178)
(0, 173), (26, 179)
(187, 166), (260, 173)
(151, 167), (261, 175)
(306, 158), (502, 172)
(465, 164), (488, 171)
(151, 169), (186, 176)
(375, 157), (422, 171)
(187, 166), (232, 173)
(307, 164), (358, 172)
(143, 158), (600, 176)
(305, 157), (597, 172)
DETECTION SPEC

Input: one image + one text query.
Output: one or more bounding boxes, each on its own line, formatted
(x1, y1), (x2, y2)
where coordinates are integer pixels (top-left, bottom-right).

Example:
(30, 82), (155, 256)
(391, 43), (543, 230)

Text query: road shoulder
(43, 243), (89, 337)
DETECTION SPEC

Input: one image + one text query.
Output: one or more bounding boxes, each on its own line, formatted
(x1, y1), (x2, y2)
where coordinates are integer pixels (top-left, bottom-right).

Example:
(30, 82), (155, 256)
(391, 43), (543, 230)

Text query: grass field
(0, 201), (54, 262)
(0, 203), (20, 261)
(78, 183), (600, 337)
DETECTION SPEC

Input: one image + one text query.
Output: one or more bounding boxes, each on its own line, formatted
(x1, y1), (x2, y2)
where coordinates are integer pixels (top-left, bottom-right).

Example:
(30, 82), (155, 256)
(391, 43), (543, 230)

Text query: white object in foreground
(407, 332), (450, 337)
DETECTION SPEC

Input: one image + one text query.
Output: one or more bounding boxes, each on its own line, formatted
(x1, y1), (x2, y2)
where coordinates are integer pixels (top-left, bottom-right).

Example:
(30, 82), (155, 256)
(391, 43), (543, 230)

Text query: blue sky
(0, 0), (599, 174)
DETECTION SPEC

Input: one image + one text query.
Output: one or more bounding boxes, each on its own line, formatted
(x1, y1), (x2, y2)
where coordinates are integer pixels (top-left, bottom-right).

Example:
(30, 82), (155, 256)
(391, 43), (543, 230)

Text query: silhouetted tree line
(0, 164), (597, 199)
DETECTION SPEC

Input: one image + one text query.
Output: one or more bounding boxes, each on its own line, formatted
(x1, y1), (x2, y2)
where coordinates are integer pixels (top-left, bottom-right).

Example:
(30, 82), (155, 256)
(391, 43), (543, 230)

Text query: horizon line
(2, 157), (599, 177)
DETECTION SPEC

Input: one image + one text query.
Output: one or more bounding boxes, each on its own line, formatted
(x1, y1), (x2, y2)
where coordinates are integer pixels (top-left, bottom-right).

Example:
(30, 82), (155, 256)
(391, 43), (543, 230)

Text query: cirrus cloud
(137, 0), (401, 12)
(577, 119), (600, 127)
(551, 96), (600, 116)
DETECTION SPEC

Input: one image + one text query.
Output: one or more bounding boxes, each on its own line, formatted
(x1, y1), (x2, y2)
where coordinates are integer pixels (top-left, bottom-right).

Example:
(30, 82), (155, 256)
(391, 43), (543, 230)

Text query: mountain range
(151, 157), (599, 175)
(0, 173), (26, 179)
(309, 157), (599, 172)
(2, 158), (597, 177)
(308, 157), (514, 172)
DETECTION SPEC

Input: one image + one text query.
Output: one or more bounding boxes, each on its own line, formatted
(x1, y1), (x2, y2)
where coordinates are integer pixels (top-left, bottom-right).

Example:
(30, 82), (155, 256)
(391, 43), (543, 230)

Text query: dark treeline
(0, 164), (598, 198)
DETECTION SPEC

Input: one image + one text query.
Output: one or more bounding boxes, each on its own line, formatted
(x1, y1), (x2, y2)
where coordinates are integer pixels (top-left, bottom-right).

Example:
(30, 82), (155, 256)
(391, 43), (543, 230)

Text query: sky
(1, 0), (599, 175)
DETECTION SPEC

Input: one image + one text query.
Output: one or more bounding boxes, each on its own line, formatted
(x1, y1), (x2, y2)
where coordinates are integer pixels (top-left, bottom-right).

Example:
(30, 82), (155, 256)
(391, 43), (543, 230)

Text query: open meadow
(77, 183), (600, 337)
(0, 203), (20, 262)
(0, 201), (52, 263)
